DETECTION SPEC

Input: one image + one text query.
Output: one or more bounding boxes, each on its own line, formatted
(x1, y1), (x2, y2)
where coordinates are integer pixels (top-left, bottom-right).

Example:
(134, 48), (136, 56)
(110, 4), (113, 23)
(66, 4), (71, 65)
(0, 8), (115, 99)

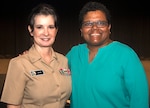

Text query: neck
(88, 39), (113, 51)
(34, 45), (53, 63)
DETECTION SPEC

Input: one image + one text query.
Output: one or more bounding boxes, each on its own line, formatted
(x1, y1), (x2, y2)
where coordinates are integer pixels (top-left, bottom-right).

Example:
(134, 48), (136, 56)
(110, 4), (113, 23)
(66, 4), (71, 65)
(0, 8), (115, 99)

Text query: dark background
(0, 0), (149, 58)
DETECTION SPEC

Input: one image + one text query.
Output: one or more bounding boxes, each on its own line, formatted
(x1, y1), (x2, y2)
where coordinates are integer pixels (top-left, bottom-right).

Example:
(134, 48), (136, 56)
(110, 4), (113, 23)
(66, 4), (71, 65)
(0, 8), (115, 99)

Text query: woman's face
(28, 14), (58, 47)
(80, 10), (111, 47)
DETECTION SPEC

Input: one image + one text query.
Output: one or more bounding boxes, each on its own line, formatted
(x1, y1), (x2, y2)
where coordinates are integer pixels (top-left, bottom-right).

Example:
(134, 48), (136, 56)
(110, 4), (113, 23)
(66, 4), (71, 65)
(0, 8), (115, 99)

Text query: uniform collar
(28, 45), (57, 63)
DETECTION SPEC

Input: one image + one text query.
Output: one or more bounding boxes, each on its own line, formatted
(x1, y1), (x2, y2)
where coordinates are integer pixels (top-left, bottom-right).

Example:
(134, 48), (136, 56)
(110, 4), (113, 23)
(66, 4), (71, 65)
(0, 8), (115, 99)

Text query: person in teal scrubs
(66, 1), (149, 108)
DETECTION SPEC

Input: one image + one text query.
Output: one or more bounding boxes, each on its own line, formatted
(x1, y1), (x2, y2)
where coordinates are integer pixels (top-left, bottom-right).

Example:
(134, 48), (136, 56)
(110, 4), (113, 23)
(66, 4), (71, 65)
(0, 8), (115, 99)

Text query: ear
(28, 25), (33, 36)
(80, 28), (83, 37)
(108, 24), (111, 30)
(80, 28), (82, 33)
(56, 28), (58, 33)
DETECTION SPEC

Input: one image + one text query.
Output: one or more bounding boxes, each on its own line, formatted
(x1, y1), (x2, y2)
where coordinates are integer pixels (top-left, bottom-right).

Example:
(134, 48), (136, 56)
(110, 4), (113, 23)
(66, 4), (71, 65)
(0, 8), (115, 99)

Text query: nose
(92, 22), (99, 29)
(44, 28), (49, 36)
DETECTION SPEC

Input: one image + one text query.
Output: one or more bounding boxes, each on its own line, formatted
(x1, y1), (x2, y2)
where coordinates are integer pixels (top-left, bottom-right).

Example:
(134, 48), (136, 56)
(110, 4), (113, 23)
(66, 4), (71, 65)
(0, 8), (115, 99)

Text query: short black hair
(79, 1), (111, 28)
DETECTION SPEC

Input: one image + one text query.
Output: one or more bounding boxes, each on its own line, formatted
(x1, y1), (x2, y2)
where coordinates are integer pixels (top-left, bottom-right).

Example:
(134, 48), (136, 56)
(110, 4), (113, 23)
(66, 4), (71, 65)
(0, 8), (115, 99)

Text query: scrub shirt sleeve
(66, 50), (72, 68)
(124, 51), (149, 108)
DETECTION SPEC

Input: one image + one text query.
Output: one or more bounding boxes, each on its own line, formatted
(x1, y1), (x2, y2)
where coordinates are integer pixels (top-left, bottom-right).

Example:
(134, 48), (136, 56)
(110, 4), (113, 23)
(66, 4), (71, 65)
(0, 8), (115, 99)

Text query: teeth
(91, 34), (100, 36)
(42, 38), (49, 41)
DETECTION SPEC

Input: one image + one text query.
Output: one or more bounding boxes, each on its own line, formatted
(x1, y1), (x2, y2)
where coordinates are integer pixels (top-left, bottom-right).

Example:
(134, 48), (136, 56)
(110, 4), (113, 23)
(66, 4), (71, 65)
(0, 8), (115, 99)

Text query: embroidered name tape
(30, 70), (44, 76)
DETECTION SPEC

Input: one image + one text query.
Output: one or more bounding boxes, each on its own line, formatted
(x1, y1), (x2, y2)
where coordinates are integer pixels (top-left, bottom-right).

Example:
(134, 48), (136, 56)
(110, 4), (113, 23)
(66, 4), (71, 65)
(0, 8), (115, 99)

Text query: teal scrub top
(66, 41), (149, 108)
